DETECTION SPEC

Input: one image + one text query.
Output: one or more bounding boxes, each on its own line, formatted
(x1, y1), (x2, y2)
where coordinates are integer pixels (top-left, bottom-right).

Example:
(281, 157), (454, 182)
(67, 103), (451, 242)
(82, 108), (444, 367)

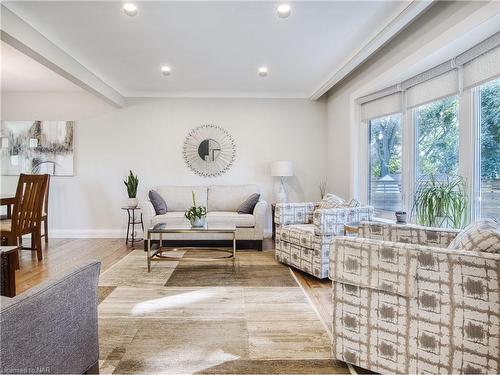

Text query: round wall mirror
(183, 125), (236, 177)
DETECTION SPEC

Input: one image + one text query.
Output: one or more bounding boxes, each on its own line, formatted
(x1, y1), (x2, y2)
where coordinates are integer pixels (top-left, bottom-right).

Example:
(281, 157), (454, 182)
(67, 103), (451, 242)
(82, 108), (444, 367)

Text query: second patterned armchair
(329, 221), (500, 374)
(274, 202), (373, 278)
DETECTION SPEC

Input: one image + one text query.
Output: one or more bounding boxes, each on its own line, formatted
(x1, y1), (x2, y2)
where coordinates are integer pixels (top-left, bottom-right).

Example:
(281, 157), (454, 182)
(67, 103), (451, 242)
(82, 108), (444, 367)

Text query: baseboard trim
(49, 229), (126, 238)
(47, 228), (273, 239)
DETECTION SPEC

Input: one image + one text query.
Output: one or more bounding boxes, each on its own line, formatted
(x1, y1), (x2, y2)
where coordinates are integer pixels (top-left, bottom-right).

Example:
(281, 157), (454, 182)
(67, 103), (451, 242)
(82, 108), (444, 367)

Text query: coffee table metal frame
(147, 225), (236, 272)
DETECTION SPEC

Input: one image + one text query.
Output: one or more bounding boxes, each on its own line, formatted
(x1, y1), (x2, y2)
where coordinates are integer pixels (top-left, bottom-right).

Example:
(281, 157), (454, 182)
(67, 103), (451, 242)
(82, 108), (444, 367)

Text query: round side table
(122, 207), (144, 248)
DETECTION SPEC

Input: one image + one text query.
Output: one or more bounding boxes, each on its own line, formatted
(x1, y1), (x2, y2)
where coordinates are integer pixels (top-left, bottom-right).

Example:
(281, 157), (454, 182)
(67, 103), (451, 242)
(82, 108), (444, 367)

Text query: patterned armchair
(274, 202), (373, 278)
(329, 221), (500, 374)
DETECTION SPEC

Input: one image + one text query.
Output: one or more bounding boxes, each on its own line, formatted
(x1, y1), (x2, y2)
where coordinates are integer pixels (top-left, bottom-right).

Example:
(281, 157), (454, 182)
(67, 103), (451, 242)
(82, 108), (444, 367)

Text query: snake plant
(123, 170), (139, 198)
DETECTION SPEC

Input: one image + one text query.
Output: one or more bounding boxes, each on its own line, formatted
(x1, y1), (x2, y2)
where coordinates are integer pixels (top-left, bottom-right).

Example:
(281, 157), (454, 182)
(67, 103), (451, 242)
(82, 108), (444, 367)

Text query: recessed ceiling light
(277, 4), (291, 18)
(161, 66), (171, 76)
(123, 3), (138, 16)
(258, 67), (268, 77)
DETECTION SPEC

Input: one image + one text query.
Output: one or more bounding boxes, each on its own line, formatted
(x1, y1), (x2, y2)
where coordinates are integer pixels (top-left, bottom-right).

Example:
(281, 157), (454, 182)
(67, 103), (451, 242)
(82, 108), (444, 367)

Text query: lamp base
(275, 178), (288, 203)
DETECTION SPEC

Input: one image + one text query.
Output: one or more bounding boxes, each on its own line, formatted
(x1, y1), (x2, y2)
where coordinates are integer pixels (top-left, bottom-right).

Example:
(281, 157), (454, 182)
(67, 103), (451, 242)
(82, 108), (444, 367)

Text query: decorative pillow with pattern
(448, 219), (500, 253)
(348, 198), (360, 207)
(317, 193), (347, 209)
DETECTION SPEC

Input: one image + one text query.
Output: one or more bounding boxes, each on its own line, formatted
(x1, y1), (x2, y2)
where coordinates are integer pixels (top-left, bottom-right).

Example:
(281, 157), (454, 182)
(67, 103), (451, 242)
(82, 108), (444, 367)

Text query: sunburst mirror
(183, 124), (236, 177)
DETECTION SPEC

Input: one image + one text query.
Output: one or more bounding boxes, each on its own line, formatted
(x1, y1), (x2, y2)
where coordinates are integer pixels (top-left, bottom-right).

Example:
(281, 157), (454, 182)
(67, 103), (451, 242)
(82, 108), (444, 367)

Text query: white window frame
(362, 113), (406, 217)
(358, 83), (493, 223)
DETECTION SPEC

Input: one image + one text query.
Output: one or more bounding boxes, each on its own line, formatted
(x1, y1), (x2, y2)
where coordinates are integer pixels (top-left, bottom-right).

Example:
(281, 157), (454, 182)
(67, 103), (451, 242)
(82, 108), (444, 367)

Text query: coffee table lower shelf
(146, 226), (236, 272)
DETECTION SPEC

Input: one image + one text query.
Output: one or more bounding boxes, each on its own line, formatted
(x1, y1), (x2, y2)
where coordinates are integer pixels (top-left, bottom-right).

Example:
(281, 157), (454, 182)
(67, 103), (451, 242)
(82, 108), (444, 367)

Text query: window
(415, 96), (459, 182)
(478, 78), (500, 221)
(368, 114), (402, 217)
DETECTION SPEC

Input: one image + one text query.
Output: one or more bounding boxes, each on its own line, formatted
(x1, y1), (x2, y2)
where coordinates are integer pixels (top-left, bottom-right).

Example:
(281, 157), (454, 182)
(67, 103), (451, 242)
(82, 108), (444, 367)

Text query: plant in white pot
(124, 170), (139, 208)
(185, 191), (207, 227)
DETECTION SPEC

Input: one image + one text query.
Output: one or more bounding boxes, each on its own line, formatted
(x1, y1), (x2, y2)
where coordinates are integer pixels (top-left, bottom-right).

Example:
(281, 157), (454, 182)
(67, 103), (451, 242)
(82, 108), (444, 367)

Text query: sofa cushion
(149, 190), (167, 215)
(448, 219), (500, 253)
(237, 193), (260, 214)
(155, 186), (207, 212)
(279, 224), (315, 249)
(152, 212), (189, 227)
(207, 211), (255, 227)
(208, 185), (261, 212)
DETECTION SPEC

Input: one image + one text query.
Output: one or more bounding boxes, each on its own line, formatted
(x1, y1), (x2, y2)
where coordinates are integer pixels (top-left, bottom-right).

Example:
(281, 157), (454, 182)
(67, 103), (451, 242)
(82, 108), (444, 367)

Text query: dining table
(0, 195), (15, 219)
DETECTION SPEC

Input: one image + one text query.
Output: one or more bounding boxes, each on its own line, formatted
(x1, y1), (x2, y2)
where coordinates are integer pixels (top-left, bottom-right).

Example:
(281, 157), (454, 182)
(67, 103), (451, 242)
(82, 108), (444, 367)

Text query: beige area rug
(98, 249), (348, 374)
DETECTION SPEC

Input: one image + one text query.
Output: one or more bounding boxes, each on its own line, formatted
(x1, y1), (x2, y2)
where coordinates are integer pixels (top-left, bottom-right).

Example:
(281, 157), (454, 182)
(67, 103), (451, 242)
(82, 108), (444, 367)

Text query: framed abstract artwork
(0, 120), (75, 176)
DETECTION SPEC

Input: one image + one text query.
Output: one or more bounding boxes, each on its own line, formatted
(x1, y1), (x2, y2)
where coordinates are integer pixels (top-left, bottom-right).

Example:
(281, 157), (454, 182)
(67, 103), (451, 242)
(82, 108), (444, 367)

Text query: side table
(344, 222), (360, 236)
(122, 207), (144, 248)
(1, 246), (18, 297)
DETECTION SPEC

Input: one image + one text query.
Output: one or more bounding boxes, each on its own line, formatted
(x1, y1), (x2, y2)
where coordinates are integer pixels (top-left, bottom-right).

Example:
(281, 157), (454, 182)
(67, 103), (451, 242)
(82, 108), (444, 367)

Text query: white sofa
(141, 185), (267, 249)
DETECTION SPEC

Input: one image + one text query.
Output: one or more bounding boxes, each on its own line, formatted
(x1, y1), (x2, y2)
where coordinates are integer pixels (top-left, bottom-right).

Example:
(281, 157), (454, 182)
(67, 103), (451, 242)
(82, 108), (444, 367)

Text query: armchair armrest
(274, 202), (316, 225)
(253, 200), (268, 237)
(0, 260), (101, 374)
(140, 200), (156, 230)
(360, 221), (459, 248)
(313, 206), (373, 235)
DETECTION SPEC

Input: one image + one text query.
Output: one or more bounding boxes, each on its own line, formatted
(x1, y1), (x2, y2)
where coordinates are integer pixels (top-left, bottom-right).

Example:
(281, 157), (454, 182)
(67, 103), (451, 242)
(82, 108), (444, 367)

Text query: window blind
(462, 45), (500, 89)
(357, 31), (500, 116)
(406, 70), (458, 109)
(360, 92), (402, 121)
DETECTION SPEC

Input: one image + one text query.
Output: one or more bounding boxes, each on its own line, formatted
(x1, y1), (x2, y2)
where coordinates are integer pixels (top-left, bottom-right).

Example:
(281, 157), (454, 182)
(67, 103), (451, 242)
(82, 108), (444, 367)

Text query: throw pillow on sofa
(448, 219), (500, 254)
(237, 193), (260, 214)
(149, 190), (167, 215)
(317, 193), (346, 209)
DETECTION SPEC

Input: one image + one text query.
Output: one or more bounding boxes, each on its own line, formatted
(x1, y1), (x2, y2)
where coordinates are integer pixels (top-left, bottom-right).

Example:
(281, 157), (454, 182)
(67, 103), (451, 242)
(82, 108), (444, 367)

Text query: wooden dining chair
(0, 174), (49, 261)
(41, 175), (50, 243)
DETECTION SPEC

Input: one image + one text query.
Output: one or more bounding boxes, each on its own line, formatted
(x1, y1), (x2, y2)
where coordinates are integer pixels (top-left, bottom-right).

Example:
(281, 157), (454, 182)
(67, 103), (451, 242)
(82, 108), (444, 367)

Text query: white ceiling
(3, 1), (410, 97)
(1, 41), (82, 92)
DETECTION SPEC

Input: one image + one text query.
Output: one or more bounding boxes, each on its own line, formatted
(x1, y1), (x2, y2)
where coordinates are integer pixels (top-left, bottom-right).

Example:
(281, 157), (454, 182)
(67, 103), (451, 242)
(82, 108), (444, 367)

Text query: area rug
(98, 249), (348, 374)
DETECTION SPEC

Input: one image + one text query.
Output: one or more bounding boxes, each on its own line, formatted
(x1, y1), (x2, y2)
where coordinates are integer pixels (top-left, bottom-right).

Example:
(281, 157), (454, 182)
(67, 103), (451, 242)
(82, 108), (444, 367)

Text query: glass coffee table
(146, 223), (236, 272)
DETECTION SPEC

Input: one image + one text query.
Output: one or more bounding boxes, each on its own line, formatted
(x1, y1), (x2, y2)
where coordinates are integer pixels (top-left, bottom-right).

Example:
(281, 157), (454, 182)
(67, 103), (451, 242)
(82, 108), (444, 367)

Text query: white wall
(1, 92), (327, 237)
(326, 1), (497, 200)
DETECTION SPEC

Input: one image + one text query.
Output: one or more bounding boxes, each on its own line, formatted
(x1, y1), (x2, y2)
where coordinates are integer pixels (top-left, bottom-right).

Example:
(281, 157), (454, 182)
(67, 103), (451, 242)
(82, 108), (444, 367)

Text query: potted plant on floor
(185, 191), (207, 227)
(412, 175), (467, 229)
(124, 170), (139, 208)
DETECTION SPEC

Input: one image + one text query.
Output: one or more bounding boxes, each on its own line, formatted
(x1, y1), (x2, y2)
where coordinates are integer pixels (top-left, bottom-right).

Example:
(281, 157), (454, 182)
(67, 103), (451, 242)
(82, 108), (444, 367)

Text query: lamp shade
(271, 161), (294, 177)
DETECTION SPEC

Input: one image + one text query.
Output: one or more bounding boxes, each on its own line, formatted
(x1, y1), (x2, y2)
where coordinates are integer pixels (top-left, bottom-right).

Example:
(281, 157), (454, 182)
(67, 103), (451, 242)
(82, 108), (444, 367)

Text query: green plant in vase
(412, 175), (467, 229)
(185, 191), (207, 227)
(124, 170), (139, 208)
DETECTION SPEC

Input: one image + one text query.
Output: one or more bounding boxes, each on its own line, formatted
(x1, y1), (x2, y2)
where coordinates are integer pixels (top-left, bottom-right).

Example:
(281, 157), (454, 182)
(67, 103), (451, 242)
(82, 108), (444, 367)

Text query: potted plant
(185, 191), (207, 227)
(123, 170), (139, 208)
(412, 175), (467, 229)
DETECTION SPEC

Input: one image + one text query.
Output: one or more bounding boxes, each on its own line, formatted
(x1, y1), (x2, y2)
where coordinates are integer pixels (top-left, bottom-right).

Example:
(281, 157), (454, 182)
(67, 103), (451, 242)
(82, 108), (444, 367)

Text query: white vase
(190, 216), (206, 228)
(128, 198), (138, 208)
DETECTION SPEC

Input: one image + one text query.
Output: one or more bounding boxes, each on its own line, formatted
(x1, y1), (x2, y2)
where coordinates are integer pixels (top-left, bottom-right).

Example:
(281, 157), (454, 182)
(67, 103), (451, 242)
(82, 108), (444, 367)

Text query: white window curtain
(462, 45), (500, 90)
(406, 70), (458, 109)
(360, 92), (402, 121)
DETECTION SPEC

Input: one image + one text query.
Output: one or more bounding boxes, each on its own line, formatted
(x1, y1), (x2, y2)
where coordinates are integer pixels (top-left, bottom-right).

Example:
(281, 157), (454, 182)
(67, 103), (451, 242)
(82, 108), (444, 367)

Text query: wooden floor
(14, 238), (333, 332)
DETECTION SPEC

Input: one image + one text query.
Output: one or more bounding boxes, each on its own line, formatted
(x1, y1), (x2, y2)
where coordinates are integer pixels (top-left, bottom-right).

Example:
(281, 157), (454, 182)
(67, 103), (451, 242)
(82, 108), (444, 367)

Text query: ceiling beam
(0, 5), (125, 108)
(309, 0), (435, 101)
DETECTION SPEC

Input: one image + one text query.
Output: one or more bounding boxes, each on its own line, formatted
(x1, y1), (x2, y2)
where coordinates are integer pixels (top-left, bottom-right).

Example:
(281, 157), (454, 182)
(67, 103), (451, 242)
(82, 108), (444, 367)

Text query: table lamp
(271, 161), (293, 203)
